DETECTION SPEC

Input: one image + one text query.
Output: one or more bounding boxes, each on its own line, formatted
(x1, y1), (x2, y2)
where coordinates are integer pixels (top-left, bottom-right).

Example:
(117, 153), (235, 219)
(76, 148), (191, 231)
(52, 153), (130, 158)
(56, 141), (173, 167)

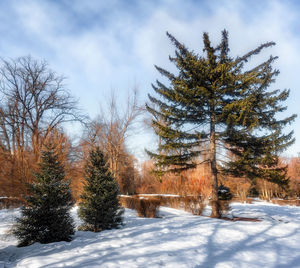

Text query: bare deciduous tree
(0, 56), (84, 158)
(0, 56), (85, 195)
(82, 88), (143, 192)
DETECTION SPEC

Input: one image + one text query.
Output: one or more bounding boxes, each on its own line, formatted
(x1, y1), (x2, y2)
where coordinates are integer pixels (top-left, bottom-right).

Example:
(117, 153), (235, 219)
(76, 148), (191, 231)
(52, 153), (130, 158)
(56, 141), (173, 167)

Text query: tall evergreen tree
(78, 147), (123, 232)
(146, 30), (296, 218)
(13, 143), (75, 246)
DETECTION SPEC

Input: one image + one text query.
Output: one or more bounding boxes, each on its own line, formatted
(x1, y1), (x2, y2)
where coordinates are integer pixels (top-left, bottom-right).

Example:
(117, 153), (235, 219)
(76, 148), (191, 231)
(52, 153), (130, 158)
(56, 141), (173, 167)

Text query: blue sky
(0, 0), (299, 160)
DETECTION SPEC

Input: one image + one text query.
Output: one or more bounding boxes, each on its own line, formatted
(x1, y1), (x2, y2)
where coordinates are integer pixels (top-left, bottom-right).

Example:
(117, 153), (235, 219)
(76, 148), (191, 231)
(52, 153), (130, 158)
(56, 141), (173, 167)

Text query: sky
(0, 0), (299, 160)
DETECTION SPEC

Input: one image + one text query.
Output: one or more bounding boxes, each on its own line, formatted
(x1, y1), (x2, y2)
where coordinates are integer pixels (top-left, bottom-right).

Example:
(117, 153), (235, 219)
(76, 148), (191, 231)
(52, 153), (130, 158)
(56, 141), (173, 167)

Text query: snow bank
(0, 201), (300, 267)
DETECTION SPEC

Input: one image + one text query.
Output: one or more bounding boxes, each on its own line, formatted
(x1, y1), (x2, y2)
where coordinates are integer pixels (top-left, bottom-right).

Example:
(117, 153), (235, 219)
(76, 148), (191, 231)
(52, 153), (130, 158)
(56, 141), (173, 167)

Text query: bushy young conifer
(13, 143), (75, 247)
(147, 30), (296, 218)
(78, 147), (123, 232)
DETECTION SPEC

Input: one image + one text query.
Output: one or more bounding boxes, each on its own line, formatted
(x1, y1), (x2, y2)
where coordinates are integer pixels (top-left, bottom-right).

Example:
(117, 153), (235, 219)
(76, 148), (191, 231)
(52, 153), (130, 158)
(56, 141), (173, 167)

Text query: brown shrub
(256, 179), (285, 200)
(121, 195), (236, 217)
(0, 197), (24, 209)
(138, 198), (161, 218)
(271, 199), (300, 206)
(158, 196), (182, 209)
(136, 160), (216, 202)
(120, 195), (137, 210)
(183, 196), (205, 215)
(139, 195), (206, 216)
(221, 177), (251, 201)
(183, 165), (211, 200)
(207, 200), (231, 217)
(245, 198), (253, 204)
(219, 200), (231, 217)
(120, 196), (161, 218)
(286, 157), (300, 198)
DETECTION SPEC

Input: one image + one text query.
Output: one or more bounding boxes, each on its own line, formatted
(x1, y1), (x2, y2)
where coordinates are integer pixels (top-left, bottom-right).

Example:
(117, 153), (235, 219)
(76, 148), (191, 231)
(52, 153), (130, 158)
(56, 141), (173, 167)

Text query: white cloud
(132, 0), (300, 156)
(1, 0), (299, 158)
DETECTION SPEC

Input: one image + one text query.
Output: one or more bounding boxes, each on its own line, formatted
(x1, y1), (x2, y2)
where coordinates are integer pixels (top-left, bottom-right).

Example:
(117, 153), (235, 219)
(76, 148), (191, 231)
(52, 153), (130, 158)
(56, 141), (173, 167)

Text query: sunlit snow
(1, 201), (300, 267)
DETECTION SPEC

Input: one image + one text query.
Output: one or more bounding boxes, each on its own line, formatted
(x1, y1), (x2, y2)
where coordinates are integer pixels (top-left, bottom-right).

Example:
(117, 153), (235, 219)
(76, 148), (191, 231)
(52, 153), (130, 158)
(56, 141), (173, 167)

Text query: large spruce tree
(78, 147), (123, 232)
(146, 30), (296, 218)
(13, 143), (75, 246)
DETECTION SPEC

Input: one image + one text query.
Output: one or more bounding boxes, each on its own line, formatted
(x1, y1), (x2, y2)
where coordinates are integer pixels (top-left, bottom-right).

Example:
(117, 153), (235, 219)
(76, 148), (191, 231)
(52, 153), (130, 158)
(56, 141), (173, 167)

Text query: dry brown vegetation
(120, 196), (161, 218)
(135, 161), (212, 199)
(119, 195), (231, 218)
(135, 157), (300, 203)
(287, 156), (300, 198)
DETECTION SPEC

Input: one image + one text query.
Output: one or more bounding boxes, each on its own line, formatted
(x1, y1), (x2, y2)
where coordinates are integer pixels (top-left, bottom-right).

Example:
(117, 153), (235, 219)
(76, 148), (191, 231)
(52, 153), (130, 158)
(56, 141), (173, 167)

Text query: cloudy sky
(0, 0), (299, 159)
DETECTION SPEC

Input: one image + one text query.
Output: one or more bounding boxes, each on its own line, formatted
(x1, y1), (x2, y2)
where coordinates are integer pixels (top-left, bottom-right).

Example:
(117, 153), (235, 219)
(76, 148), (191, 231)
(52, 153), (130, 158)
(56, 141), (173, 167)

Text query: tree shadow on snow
(2, 208), (300, 267)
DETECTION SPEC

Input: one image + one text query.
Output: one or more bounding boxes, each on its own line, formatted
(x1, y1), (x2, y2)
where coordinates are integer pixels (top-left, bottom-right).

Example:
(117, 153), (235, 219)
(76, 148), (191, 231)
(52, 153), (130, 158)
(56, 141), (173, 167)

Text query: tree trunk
(210, 112), (220, 218)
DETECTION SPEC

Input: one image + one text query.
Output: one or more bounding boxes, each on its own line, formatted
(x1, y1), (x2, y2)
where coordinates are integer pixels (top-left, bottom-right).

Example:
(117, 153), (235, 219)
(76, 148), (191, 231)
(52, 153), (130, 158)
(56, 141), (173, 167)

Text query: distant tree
(78, 147), (123, 232)
(13, 142), (75, 247)
(119, 154), (136, 194)
(147, 30), (296, 218)
(82, 88), (142, 192)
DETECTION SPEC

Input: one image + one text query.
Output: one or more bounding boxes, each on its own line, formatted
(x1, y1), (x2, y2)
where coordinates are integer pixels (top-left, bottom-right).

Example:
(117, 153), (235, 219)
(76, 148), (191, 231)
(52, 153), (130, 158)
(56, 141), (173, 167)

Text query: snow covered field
(1, 201), (300, 268)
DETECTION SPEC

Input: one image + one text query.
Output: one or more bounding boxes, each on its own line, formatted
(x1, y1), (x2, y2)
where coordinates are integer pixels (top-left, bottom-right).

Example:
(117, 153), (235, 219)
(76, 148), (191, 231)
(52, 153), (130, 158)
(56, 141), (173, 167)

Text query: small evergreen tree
(13, 143), (75, 247)
(79, 147), (123, 232)
(147, 30), (296, 218)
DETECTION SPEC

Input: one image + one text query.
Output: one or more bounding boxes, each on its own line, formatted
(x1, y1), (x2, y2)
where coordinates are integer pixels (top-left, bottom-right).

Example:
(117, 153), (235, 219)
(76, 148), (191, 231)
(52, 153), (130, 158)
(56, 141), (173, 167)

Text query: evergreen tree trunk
(210, 111), (220, 218)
